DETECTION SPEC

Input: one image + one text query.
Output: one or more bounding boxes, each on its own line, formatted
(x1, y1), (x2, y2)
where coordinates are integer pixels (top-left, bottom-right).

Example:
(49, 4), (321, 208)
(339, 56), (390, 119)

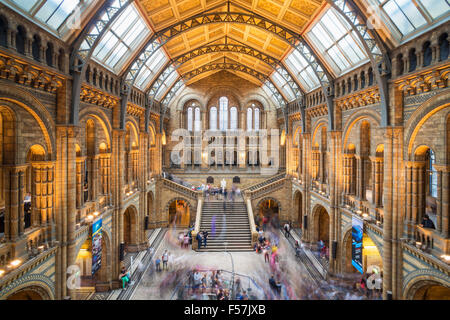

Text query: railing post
(245, 193), (258, 246)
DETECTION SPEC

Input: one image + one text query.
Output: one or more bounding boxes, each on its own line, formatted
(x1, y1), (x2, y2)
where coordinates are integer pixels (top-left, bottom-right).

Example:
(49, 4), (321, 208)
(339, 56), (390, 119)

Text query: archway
(168, 199), (190, 228)
(257, 198), (280, 228)
(6, 286), (50, 300)
(342, 229), (383, 275)
(412, 283), (450, 300)
(123, 206), (137, 248)
(313, 205), (329, 247)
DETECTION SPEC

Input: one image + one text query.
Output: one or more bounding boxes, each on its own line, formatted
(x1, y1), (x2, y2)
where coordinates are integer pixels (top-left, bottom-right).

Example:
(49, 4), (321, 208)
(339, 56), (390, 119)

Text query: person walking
(263, 245), (270, 263)
(202, 230), (208, 247)
(155, 257), (161, 272)
(196, 231), (203, 249)
(284, 222), (290, 238)
(119, 266), (130, 289)
(162, 250), (169, 271)
(183, 234), (189, 248)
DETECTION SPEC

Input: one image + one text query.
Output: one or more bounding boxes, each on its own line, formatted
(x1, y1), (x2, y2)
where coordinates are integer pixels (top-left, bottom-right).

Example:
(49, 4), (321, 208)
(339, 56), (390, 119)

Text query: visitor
(217, 288), (224, 300)
(420, 214), (435, 229)
(295, 241), (301, 258)
(284, 222), (290, 238)
(318, 239), (324, 253)
(119, 266), (130, 289)
(203, 230), (209, 247)
(155, 257), (161, 272)
(183, 234), (190, 248)
(193, 270), (202, 293)
(262, 216), (268, 231)
(263, 244), (270, 263)
(178, 233), (184, 248)
(162, 250), (169, 270)
(196, 232), (203, 249)
(239, 290), (249, 300)
(201, 273), (207, 293)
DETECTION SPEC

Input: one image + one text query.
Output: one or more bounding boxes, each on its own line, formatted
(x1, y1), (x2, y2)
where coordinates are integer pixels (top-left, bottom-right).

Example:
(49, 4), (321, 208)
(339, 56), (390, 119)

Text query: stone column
(75, 157), (85, 209)
(434, 165), (449, 238)
(3, 165), (27, 241)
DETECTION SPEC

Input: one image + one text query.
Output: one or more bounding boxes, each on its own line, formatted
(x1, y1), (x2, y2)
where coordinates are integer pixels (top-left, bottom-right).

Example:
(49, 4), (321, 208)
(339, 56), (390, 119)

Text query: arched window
(423, 41), (432, 67)
(439, 33), (448, 61)
(428, 149), (437, 198)
(46, 42), (54, 67)
(247, 108), (252, 131)
(219, 97), (228, 130)
(32, 35), (41, 61)
(210, 107), (217, 130)
(230, 107), (238, 130)
(254, 108), (260, 131)
(16, 25), (26, 55)
(187, 107), (193, 131)
(194, 107), (201, 132)
(409, 49), (417, 72)
(0, 15), (8, 48)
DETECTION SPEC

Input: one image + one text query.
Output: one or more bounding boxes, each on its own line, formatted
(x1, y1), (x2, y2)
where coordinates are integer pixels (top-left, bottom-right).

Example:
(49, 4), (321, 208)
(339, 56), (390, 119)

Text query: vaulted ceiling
(138, 0), (324, 84)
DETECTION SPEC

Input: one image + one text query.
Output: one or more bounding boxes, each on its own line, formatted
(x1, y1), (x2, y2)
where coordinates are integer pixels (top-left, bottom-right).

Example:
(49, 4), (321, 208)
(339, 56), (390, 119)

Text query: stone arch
(0, 273), (55, 300)
(342, 111), (381, 154)
(311, 120), (328, 147)
(165, 197), (193, 227)
(242, 93), (271, 112)
(341, 227), (354, 273)
(123, 205), (138, 247)
(4, 284), (52, 300)
(404, 91), (450, 159)
(125, 119), (139, 149)
(0, 87), (57, 160)
(403, 270), (450, 300)
(293, 190), (303, 227)
(311, 204), (330, 246)
(78, 108), (112, 150)
(175, 93), (206, 112)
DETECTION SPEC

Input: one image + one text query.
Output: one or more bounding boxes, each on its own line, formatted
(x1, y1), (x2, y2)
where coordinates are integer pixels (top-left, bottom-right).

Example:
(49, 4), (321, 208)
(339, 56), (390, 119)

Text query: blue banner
(91, 218), (102, 276)
(352, 216), (363, 273)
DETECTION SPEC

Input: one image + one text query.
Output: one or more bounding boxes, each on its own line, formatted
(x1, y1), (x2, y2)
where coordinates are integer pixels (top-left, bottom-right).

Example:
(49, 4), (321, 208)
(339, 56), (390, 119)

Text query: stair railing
(244, 195), (259, 247)
(191, 197), (203, 250)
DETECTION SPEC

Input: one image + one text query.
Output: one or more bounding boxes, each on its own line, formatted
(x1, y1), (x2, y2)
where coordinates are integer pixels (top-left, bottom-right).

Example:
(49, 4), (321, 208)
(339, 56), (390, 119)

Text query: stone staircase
(198, 200), (253, 252)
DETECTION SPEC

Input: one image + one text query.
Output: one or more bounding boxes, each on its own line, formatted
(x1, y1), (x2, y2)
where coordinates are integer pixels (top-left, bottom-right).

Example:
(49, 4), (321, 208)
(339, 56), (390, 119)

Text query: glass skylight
(285, 49), (320, 92)
(155, 69), (179, 101)
(6, 0), (94, 35)
(92, 3), (150, 72)
(307, 8), (368, 75)
(135, 49), (169, 91)
(378, 0), (449, 37)
(271, 72), (296, 101)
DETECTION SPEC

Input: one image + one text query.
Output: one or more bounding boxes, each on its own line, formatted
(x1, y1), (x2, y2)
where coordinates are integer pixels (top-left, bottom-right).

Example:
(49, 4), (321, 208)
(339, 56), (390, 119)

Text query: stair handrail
(244, 176), (288, 200)
(191, 197), (203, 250)
(244, 195), (259, 247)
(161, 177), (201, 200)
(242, 172), (286, 192)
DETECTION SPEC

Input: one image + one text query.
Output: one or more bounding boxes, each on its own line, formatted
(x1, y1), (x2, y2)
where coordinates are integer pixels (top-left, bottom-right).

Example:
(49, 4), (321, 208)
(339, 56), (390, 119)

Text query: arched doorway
(6, 286), (50, 300)
(168, 199), (190, 228)
(412, 283), (450, 300)
(257, 199), (280, 228)
(342, 229), (383, 275)
(123, 206), (137, 248)
(313, 205), (329, 247)
(294, 191), (303, 228)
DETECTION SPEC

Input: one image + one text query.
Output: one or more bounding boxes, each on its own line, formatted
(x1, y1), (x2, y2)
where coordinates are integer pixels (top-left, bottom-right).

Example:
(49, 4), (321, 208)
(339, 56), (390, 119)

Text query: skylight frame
(91, 2), (151, 73)
(305, 7), (369, 76)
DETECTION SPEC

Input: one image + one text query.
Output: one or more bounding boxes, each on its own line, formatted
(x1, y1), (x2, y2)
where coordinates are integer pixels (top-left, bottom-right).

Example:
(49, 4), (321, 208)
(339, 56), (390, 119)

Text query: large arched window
(187, 107), (193, 131)
(247, 108), (253, 131)
(210, 107), (217, 130)
(194, 107), (201, 132)
(254, 108), (260, 131)
(219, 97), (228, 130)
(230, 107), (238, 130)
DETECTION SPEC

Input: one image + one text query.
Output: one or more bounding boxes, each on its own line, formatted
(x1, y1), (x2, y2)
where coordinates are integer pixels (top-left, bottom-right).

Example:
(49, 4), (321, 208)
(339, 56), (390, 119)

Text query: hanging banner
(91, 218), (103, 276)
(352, 216), (363, 273)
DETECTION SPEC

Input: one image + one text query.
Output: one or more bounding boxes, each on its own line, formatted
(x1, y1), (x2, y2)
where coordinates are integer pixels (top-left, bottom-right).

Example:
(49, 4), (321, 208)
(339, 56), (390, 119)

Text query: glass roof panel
(378, 0), (449, 38)
(92, 3), (150, 72)
(6, 0), (93, 35)
(307, 7), (368, 75)
(134, 48), (169, 90)
(284, 49), (320, 92)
